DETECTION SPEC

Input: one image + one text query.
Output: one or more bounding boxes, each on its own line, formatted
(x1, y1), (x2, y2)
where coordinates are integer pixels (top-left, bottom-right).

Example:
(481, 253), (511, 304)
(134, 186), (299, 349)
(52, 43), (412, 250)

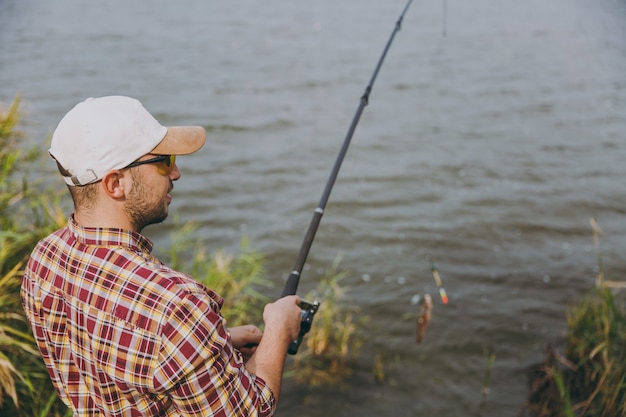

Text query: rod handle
(281, 271), (300, 297)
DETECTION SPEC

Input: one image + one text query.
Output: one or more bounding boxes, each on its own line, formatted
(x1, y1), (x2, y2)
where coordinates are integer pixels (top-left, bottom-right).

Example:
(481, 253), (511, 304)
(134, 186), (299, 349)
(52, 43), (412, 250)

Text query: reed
(481, 346), (496, 399)
(288, 255), (368, 386)
(564, 287), (625, 416)
(521, 219), (625, 417)
(0, 97), (70, 417)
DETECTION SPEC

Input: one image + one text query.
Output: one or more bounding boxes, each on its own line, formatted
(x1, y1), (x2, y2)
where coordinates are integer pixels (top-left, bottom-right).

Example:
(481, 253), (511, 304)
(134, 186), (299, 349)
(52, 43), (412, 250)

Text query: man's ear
(101, 170), (129, 199)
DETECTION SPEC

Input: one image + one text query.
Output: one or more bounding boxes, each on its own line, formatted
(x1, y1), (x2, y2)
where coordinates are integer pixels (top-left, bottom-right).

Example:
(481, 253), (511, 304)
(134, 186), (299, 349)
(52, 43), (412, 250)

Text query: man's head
(50, 96), (206, 231)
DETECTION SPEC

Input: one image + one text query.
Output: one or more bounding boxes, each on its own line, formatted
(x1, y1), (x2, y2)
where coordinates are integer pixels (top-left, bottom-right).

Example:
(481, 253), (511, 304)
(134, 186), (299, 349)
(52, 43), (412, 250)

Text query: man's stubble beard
(123, 169), (169, 232)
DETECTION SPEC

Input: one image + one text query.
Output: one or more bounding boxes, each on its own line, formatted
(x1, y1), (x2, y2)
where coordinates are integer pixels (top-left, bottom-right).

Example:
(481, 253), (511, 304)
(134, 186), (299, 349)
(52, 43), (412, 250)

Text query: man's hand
(243, 295), (302, 401)
(261, 295), (302, 343)
(230, 325), (263, 361)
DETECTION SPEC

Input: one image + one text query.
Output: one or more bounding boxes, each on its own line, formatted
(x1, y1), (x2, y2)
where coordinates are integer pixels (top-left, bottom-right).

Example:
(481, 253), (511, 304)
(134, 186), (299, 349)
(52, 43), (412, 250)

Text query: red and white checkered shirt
(21, 216), (276, 416)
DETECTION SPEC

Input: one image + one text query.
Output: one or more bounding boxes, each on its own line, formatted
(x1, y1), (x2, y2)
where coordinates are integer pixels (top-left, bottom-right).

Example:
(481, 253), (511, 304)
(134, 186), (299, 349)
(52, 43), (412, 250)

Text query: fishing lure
(429, 257), (449, 304)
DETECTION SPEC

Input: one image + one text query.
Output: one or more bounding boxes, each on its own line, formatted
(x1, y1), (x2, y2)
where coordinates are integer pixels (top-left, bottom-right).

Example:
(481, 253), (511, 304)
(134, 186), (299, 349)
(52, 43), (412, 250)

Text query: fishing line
(442, 0), (447, 36)
(281, 0), (414, 298)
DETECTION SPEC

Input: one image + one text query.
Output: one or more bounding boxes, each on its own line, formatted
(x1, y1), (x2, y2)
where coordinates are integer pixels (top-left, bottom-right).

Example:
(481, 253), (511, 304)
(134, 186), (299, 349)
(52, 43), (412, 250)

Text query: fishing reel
(288, 299), (320, 355)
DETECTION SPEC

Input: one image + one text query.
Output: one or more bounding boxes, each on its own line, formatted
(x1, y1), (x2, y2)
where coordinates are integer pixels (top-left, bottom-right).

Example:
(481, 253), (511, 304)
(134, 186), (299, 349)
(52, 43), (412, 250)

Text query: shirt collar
(68, 215), (154, 254)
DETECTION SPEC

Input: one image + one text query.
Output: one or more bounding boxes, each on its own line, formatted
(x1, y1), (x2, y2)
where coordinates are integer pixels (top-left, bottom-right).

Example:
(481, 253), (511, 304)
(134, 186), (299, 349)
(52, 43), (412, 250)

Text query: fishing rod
(282, 0), (414, 353)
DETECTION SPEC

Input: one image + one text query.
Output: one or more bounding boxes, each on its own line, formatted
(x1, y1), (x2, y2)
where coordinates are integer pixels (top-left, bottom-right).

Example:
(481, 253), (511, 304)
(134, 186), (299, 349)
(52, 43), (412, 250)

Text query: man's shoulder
(109, 254), (223, 325)
(142, 263), (207, 297)
(27, 226), (72, 261)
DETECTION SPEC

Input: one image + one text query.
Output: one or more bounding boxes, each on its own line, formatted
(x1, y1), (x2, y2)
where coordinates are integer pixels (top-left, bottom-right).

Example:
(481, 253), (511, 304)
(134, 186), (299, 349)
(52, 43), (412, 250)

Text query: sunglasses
(124, 155), (176, 176)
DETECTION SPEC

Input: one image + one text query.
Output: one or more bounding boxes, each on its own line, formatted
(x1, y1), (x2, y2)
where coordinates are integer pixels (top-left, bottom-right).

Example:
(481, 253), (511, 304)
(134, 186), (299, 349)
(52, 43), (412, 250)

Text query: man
(21, 96), (302, 416)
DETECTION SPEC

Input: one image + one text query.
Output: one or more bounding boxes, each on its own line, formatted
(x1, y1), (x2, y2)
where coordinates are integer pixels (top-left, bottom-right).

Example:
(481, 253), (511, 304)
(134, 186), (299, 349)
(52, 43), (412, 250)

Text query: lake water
(1, 0), (625, 415)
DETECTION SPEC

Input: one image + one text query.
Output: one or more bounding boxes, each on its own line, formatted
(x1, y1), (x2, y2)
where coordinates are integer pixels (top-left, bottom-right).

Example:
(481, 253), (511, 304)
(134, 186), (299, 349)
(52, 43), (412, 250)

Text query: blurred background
(1, 0), (625, 415)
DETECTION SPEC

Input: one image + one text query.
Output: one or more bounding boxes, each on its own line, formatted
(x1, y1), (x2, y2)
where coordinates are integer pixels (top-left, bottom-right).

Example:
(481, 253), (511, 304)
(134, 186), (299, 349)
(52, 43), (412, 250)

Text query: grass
(481, 346), (497, 399)
(0, 96), (70, 417)
(520, 219), (626, 417)
(564, 287), (625, 416)
(288, 255), (368, 386)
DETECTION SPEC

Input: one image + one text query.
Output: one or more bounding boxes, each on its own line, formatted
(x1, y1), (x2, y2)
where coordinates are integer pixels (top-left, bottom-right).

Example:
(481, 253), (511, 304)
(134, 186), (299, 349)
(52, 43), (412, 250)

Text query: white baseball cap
(49, 96), (206, 186)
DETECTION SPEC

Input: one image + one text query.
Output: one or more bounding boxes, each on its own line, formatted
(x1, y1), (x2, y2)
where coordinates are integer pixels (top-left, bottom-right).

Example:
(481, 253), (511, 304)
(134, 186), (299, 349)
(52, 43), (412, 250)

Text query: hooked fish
(416, 293), (433, 344)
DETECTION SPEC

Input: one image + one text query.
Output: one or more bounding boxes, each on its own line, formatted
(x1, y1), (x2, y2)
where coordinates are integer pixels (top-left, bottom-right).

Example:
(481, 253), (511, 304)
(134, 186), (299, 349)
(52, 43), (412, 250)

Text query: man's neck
(73, 208), (135, 232)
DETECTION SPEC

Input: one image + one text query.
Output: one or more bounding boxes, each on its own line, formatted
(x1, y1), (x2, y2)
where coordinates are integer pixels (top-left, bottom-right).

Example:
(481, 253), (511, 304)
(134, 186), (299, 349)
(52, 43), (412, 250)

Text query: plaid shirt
(21, 216), (276, 416)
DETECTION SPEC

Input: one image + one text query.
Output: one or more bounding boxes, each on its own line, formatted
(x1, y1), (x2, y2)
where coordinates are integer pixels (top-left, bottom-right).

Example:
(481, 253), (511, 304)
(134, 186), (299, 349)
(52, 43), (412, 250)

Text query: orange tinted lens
(157, 155), (175, 175)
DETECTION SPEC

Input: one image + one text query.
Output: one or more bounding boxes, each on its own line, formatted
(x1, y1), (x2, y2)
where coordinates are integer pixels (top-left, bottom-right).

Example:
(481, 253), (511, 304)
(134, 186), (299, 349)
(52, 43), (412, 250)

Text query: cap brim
(151, 126), (206, 155)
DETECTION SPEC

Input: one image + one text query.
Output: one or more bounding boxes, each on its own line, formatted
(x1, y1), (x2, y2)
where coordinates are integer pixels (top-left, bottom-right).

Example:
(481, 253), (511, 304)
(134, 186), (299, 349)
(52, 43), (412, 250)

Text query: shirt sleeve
(153, 291), (276, 417)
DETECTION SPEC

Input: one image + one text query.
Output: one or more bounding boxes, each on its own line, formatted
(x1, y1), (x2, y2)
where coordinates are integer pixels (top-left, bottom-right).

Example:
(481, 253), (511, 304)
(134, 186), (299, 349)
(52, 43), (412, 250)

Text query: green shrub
(289, 256), (368, 386)
(0, 97), (69, 417)
(521, 220), (625, 417)
(564, 287), (625, 416)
